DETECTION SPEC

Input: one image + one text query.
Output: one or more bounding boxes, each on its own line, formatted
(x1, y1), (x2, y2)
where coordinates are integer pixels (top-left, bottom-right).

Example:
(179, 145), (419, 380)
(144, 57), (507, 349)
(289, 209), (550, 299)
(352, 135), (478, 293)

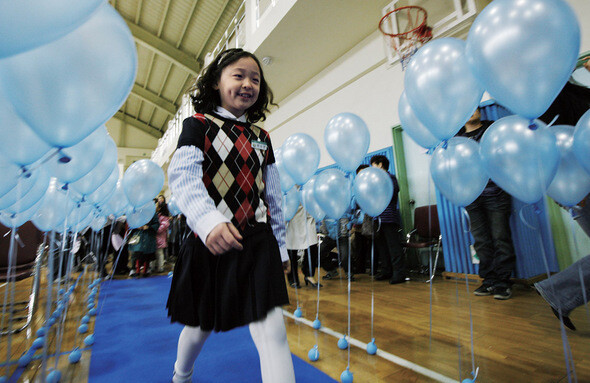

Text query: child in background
(166, 48), (295, 383)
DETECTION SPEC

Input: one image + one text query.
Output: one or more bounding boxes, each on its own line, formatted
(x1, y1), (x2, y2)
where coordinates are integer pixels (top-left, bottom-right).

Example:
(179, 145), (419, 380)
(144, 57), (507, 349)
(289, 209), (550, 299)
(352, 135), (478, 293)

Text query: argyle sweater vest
(176, 113), (275, 230)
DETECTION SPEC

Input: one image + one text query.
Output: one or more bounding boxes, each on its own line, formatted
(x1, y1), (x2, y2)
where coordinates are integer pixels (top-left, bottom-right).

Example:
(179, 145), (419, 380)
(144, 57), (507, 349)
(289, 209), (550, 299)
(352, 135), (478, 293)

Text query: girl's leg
(249, 307), (295, 383)
(156, 248), (165, 272)
(172, 325), (211, 383)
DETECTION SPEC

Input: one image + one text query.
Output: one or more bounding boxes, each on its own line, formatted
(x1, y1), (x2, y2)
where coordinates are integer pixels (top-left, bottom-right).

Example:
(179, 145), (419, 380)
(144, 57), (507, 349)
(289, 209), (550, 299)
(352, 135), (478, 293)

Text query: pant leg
(466, 197), (498, 286)
(337, 235), (351, 273)
(249, 307), (296, 383)
(382, 223), (405, 280)
(573, 200), (590, 238)
(375, 226), (392, 276)
(172, 325), (211, 382)
(535, 254), (590, 316)
(156, 248), (165, 271)
(287, 249), (299, 284)
(483, 191), (516, 288)
(302, 244), (319, 277)
(319, 237), (337, 272)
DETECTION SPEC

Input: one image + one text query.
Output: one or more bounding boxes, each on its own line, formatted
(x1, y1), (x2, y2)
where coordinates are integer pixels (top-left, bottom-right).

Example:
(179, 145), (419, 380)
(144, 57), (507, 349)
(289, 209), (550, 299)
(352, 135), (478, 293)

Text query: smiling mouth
(238, 93), (252, 99)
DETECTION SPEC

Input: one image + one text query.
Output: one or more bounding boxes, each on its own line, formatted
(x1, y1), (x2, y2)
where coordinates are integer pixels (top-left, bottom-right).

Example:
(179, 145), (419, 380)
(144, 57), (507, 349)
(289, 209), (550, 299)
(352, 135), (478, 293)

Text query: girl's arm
(263, 163), (289, 263)
(158, 215), (170, 234)
(168, 145), (230, 245)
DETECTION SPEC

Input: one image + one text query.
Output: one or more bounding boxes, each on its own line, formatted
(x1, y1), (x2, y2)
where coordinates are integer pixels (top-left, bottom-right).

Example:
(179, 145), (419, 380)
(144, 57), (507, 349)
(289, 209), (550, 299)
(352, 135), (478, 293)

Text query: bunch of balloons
(277, 113), (393, 223)
(399, 0), (590, 208)
(0, 1), (166, 234)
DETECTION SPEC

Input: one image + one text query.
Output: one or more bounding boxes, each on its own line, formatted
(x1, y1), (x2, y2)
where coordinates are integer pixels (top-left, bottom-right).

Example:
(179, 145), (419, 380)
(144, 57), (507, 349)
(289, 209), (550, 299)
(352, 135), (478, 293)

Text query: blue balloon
(294, 307), (303, 318)
(337, 337), (349, 350)
(430, 137), (489, 207)
(465, 0), (580, 119)
(353, 167), (394, 216)
(89, 214), (107, 232)
(573, 109), (590, 175)
(126, 202), (157, 230)
(70, 210), (94, 233)
(546, 126), (590, 207)
(3, 169), (49, 215)
(70, 137), (118, 197)
(0, 0), (103, 58)
(67, 202), (93, 227)
(308, 346), (319, 362)
(168, 196), (181, 216)
(282, 133), (321, 185)
(32, 337), (45, 350)
(0, 198), (43, 228)
(86, 166), (119, 206)
(84, 334), (95, 346)
(0, 90), (52, 166)
(274, 147), (295, 193)
(283, 187), (301, 222)
(122, 160), (165, 208)
(0, 4), (137, 148)
(46, 369), (61, 383)
(31, 177), (75, 232)
(312, 318), (321, 330)
(18, 353), (33, 367)
(480, 116), (559, 204)
(0, 156), (23, 199)
(324, 113), (370, 173)
(314, 169), (351, 220)
(106, 180), (131, 218)
(301, 176), (325, 222)
(68, 348), (82, 364)
(398, 92), (440, 150)
(366, 339), (377, 355)
(78, 324), (88, 334)
(405, 38), (484, 140)
(47, 126), (108, 184)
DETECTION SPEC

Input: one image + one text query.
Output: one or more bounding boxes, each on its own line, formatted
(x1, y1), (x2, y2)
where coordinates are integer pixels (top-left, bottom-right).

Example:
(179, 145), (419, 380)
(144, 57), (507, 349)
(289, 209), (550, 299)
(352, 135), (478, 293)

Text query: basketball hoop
(379, 6), (432, 70)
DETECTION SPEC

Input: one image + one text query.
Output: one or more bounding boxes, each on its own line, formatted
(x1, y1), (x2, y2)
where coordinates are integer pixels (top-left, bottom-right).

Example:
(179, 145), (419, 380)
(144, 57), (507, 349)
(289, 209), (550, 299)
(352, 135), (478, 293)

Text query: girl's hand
(205, 222), (243, 255)
(282, 260), (291, 274)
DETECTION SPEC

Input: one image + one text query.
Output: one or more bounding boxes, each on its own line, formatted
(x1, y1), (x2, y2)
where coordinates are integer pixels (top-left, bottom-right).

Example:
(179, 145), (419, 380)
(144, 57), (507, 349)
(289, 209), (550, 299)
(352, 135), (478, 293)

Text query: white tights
(172, 307), (295, 383)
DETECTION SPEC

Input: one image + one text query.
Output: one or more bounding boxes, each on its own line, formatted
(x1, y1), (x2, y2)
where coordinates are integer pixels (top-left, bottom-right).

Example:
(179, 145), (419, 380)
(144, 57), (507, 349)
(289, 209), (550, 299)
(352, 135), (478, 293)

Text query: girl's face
(215, 57), (261, 118)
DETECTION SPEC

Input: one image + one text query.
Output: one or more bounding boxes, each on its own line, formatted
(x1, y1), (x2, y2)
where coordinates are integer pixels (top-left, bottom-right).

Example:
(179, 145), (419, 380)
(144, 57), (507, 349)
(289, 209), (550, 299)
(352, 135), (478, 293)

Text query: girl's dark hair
(370, 154), (389, 170)
(156, 202), (170, 217)
(188, 48), (275, 123)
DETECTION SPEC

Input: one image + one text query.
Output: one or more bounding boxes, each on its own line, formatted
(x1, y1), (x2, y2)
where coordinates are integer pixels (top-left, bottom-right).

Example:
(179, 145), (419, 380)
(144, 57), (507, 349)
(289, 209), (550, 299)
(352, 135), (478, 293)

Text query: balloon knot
(20, 167), (32, 178)
(528, 120), (537, 130)
(62, 184), (69, 191)
(441, 140), (448, 150)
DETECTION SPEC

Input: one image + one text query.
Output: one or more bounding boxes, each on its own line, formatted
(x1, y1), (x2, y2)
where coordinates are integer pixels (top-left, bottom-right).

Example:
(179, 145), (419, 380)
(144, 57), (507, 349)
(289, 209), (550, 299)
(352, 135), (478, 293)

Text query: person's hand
(205, 222), (243, 255)
(282, 260), (291, 274)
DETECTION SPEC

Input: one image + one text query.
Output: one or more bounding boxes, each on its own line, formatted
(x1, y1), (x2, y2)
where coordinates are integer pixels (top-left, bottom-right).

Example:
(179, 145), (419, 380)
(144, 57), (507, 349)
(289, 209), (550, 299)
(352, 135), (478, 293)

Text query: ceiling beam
(132, 84), (177, 116)
(125, 20), (200, 77)
(113, 111), (163, 139)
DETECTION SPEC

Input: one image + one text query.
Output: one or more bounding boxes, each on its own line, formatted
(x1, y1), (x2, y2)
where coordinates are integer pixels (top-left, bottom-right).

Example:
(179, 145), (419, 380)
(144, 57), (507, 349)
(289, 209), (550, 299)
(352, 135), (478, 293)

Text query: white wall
(266, 0), (590, 210)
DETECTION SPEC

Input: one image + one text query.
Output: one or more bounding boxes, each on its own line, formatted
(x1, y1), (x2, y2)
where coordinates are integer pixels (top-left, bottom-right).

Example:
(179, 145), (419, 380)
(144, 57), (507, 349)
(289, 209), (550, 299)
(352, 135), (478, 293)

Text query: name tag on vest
(251, 140), (268, 151)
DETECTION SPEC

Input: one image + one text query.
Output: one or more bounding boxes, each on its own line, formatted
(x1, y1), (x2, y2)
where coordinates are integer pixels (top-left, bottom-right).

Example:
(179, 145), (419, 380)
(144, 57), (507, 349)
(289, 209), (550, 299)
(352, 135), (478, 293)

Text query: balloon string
(40, 231), (57, 383)
(347, 234), (351, 369)
(528, 201), (576, 382)
(1, 227), (18, 377)
(23, 148), (61, 173)
(370, 228), (374, 340)
(97, 231), (131, 318)
(455, 277), (462, 382)
(427, 165), (433, 345)
(316, 239), (321, 317)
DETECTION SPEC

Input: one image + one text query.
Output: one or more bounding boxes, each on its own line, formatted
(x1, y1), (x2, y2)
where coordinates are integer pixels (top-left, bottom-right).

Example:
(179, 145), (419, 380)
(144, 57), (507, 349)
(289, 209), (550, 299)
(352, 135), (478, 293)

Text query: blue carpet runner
(89, 275), (336, 382)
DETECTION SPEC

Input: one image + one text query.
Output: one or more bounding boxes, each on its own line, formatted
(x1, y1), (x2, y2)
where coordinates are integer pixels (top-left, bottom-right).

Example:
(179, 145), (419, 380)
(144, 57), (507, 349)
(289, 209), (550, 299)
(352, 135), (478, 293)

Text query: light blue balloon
(337, 337), (349, 350)
(31, 177), (75, 232)
(71, 213), (93, 233)
(274, 147), (295, 192)
(301, 176), (325, 222)
(68, 348), (82, 364)
(314, 169), (351, 220)
(107, 180), (131, 218)
(324, 113), (370, 173)
(0, 0), (103, 58)
(0, 156), (22, 199)
(0, 4), (137, 148)
(67, 202), (93, 227)
(283, 187), (300, 222)
(430, 137), (489, 207)
(47, 126), (108, 184)
(366, 339), (377, 355)
(0, 168), (37, 210)
(308, 346), (319, 362)
(70, 137), (118, 196)
(340, 368), (353, 383)
(87, 166), (119, 206)
(0, 198), (43, 228)
(405, 38), (484, 140)
(465, 0), (580, 119)
(353, 167), (394, 216)
(294, 307), (302, 318)
(546, 126), (590, 207)
(3, 169), (50, 215)
(398, 92), (440, 150)
(312, 318), (321, 330)
(573, 109), (590, 175)
(0, 90), (52, 166)
(168, 196), (181, 216)
(126, 202), (157, 229)
(282, 133), (321, 185)
(480, 116), (559, 204)
(122, 160), (165, 208)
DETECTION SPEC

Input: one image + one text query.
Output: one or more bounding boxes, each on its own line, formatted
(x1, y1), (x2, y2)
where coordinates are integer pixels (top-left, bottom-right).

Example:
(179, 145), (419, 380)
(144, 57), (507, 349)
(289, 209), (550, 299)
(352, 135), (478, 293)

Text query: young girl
(166, 48), (295, 383)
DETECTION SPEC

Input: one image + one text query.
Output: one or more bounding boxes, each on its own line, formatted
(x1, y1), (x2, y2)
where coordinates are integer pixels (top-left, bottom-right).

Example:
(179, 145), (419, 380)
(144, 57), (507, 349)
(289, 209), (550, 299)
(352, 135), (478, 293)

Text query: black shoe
(551, 308), (576, 331)
(389, 277), (405, 285)
(493, 286), (512, 300)
(304, 277), (322, 288)
(473, 284), (493, 296)
(374, 273), (392, 281)
(290, 282), (301, 289)
(322, 272), (337, 280)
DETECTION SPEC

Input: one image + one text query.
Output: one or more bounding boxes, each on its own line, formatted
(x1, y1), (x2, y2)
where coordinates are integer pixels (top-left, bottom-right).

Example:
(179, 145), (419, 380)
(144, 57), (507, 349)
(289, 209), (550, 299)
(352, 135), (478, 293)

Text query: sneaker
(129, 269), (136, 277)
(493, 286), (512, 300)
(473, 284), (493, 296)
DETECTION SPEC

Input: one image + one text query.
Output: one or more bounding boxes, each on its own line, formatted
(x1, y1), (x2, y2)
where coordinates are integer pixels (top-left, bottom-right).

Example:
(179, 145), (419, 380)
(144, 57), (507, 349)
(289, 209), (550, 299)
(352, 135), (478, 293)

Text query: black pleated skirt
(166, 223), (289, 332)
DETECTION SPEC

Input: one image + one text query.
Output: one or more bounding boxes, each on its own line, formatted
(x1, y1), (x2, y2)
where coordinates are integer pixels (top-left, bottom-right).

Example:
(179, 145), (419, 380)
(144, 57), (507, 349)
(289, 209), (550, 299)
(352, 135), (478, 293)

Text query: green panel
(545, 196), (573, 270)
(391, 126), (412, 237)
